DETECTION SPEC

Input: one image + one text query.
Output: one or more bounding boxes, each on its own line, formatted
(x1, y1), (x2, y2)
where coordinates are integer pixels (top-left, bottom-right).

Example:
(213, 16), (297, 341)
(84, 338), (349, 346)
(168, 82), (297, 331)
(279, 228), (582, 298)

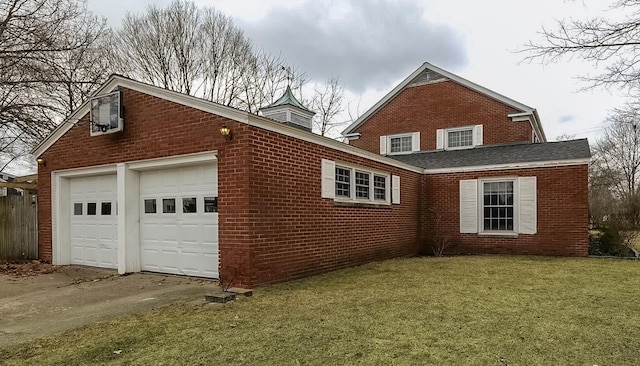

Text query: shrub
(588, 223), (636, 257)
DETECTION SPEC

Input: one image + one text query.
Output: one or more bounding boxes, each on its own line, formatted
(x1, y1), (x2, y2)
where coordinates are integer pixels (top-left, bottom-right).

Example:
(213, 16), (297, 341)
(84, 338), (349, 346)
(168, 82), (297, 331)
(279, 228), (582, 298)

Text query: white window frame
(445, 126), (475, 150)
(438, 125), (483, 150)
(388, 133), (414, 155)
(380, 132), (420, 155)
(321, 159), (395, 205)
(479, 177), (517, 235)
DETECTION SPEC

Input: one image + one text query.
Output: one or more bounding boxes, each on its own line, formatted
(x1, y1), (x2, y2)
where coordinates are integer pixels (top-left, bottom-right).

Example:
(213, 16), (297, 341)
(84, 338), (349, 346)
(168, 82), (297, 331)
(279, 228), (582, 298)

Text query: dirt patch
(0, 260), (58, 277)
(0, 266), (220, 348)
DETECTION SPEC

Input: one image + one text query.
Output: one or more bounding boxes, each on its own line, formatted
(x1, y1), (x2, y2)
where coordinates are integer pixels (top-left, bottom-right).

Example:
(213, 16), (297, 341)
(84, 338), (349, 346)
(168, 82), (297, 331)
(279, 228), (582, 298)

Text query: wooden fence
(0, 195), (38, 261)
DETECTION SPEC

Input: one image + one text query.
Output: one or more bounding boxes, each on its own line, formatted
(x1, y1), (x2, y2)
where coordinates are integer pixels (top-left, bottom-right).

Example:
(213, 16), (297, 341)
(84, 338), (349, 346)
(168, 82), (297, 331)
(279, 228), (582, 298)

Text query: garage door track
(0, 266), (216, 348)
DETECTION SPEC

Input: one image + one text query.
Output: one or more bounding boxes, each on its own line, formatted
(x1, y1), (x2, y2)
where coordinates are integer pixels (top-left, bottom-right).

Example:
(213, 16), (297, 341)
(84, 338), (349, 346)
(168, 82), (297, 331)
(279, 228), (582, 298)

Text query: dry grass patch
(1, 256), (640, 365)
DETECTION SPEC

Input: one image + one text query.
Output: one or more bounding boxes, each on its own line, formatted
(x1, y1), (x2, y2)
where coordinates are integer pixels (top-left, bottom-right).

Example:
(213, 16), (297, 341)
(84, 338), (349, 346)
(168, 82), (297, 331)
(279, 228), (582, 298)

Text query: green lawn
(2, 256), (640, 365)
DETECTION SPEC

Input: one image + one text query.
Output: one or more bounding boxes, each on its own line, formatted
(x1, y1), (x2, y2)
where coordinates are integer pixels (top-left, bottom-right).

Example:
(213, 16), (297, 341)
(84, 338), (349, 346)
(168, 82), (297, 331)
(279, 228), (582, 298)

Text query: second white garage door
(139, 164), (219, 278)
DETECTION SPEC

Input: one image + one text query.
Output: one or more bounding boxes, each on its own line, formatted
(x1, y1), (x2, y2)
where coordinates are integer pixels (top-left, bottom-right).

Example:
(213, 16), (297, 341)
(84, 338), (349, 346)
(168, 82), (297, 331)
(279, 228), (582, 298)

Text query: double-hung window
(335, 167), (351, 198)
(482, 181), (514, 231)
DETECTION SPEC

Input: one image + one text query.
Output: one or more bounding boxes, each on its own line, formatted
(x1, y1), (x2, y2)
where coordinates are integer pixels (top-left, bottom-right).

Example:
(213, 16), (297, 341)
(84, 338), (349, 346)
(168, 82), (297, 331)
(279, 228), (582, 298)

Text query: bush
(589, 224), (636, 257)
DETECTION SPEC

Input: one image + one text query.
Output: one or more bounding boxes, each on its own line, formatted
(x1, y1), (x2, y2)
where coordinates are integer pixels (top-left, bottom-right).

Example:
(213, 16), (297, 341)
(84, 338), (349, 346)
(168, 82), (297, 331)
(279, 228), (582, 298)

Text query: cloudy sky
(87, 0), (628, 142)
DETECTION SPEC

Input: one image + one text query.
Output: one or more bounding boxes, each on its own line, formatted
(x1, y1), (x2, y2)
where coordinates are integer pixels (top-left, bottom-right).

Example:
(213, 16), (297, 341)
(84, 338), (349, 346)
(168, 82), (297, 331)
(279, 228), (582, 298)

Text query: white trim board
(422, 158), (590, 175)
(32, 75), (423, 175)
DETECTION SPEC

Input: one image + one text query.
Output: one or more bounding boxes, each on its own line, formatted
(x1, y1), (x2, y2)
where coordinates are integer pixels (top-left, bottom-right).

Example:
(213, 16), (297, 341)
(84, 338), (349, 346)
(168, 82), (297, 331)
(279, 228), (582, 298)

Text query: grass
(2, 256), (640, 365)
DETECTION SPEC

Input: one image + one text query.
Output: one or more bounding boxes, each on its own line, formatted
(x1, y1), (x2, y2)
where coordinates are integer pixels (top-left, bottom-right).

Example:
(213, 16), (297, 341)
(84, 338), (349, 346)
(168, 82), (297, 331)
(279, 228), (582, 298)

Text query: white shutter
(518, 177), (537, 234)
(392, 175), (400, 204)
(411, 132), (420, 152)
(436, 129), (444, 149)
(460, 179), (478, 233)
(321, 159), (335, 199)
(380, 136), (387, 155)
(474, 125), (483, 146)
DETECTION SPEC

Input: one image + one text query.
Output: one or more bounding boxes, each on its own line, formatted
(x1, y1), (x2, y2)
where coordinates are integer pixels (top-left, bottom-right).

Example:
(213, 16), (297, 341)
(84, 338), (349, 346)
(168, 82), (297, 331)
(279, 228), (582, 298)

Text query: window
(482, 181), (514, 231)
(390, 136), (412, 154)
(380, 132), (420, 155)
(182, 197), (197, 213)
(144, 199), (157, 214)
(448, 129), (473, 148)
(355, 171), (370, 199)
(374, 175), (386, 200)
(204, 197), (218, 213)
(335, 167), (351, 198)
(163, 198), (176, 213)
(437, 125), (482, 150)
(321, 159), (397, 205)
(101, 202), (112, 215)
(87, 202), (97, 216)
(459, 177), (537, 235)
(73, 203), (82, 215)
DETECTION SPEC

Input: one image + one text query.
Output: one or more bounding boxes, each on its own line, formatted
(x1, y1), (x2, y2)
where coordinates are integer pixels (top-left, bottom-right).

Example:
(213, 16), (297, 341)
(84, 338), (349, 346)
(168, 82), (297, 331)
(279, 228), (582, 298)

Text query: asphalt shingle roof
(391, 139), (591, 170)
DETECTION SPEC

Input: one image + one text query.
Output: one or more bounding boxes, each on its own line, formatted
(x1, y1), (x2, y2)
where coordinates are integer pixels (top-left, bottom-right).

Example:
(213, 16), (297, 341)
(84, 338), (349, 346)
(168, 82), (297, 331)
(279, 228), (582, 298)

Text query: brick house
(33, 62), (590, 288)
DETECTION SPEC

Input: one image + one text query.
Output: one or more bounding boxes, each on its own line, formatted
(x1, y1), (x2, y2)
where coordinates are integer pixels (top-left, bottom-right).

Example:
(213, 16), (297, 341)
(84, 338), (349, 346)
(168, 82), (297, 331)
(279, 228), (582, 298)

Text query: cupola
(259, 86), (315, 131)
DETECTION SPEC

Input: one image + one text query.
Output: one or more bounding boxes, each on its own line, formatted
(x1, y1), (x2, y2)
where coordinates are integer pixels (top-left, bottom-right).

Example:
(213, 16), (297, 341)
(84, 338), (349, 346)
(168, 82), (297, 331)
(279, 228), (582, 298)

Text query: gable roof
(31, 74), (423, 173)
(390, 139), (590, 173)
(342, 62), (546, 141)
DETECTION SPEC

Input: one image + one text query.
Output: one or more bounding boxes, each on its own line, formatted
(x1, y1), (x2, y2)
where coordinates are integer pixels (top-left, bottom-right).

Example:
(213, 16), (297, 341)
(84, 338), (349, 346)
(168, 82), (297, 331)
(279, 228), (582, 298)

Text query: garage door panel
(140, 164), (218, 278)
(70, 175), (118, 269)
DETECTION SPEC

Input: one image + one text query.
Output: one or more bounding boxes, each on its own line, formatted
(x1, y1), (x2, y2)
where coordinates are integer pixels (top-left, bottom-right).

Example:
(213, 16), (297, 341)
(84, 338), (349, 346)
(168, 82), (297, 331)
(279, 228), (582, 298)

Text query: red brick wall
(240, 128), (422, 287)
(350, 80), (533, 153)
(38, 86), (422, 288)
(422, 165), (589, 256)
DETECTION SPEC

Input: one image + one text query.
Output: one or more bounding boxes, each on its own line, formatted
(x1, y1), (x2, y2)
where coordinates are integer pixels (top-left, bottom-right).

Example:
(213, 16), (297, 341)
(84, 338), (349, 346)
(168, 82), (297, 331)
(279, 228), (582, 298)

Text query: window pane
(87, 202), (97, 216)
(374, 175), (386, 200)
(355, 171), (369, 199)
(101, 202), (112, 215)
(335, 167), (351, 197)
(73, 203), (82, 215)
(204, 197), (218, 213)
(183, 197), (197, 213)
(144, 199), (157, 214)
(163, 198), (176, 213)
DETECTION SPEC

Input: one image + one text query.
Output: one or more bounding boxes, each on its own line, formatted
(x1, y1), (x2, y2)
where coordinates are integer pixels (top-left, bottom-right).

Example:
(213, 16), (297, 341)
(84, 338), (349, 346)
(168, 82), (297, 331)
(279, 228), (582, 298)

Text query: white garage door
(69, 175), (118, 268)
(139, 164), (218, 278)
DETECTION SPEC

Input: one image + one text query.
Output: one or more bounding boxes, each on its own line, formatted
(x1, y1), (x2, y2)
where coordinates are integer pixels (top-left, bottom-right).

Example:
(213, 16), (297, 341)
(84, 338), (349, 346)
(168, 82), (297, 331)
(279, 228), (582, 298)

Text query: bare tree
(0, 0), (110, 172)
(112, 0), (306, 113)
(591, 103), (640, 227)
(523, 0), (640, 90)
(311, 77), (345, 136)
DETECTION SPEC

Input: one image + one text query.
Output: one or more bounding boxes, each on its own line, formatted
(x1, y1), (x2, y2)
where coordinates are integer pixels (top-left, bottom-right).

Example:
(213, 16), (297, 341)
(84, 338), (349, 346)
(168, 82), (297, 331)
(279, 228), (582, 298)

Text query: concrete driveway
(0, 266), (218, 348)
